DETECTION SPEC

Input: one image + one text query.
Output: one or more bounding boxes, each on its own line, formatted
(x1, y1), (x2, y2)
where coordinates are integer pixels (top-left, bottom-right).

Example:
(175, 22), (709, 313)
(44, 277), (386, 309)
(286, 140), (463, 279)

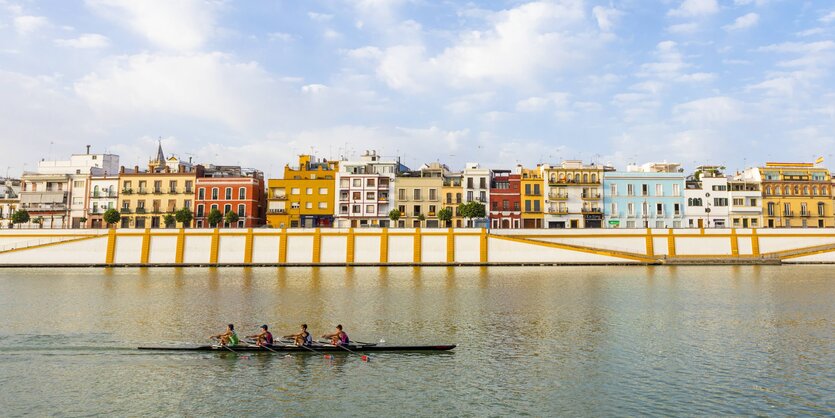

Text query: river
(0, 266), (832, 416)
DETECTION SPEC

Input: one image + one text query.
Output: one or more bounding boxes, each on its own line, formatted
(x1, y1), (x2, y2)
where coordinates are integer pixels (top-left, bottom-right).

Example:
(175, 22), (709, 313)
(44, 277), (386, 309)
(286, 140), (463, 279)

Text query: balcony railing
(582, 207), (602, 213)
(122, 189), (133, 195)
(184, 188), (193, 194)
(267, 209), (286, 214)
(136, 208), (147, 214)
(784, 211), (794, 217)
(137, 188), (148, 195)
(272, 195), (287, 200)
(547, 207), (568, 214)
(153, 188), (163, 194)
(581, 192), (601, 199)
(91, 192), (118, 198)
(120, 208), (132, 214)
(800, 211), (810, 217)
(548, 193), (568, 200)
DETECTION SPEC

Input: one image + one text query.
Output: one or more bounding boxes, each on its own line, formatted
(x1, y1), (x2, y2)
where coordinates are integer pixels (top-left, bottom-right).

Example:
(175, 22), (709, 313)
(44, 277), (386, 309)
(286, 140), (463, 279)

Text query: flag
(815, 156), (824, 164)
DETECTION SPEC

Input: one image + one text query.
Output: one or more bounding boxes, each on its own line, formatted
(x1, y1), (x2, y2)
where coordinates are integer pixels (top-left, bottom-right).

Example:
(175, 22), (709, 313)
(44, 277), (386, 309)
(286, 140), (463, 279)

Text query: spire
(155, 137), (165, 163)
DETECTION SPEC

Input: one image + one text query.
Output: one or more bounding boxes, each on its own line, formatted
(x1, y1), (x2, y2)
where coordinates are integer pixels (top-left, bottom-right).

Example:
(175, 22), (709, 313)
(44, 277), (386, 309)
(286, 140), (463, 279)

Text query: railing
(271, 195), (288, 200)
(120, 208), (132, 214)
(800, 211), (810, 217)
(136, 208), (147, 214)
(122, 189), (133, 195)
(581, 192), (601, 199)
(548, 208), (568, 214)
(549, 193), (568, 200)
(582, 208), (602, 213)
(91, 193), (118, 198)
(267, 209), (286, 214)
(184, 188), (193, 194)
(153, 189), (163, 194)
(138, 189), (148, 195)
(784, 211), (794, 217)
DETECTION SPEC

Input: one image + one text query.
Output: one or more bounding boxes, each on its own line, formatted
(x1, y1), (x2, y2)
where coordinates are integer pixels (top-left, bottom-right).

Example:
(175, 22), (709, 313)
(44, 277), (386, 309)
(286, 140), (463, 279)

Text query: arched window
(813, 186), (818, 196)
(559, 174), (565, 182)
(765, 186), (771, 195)
(211, 188), (219, 200)
(774, 186), (780, 195)
(794, 186), (799, 195)
(591, 173), (597, 182)
(574, 174), (580, 183)
(823, 187), (829, 196)
(93, 185), (99, 194)
(583, 173), (588, 183)
(784, 186), (790, 195)
(550, 174), (556, 183)
(803, 186), (809, 195)
(238, 187), (246, 200)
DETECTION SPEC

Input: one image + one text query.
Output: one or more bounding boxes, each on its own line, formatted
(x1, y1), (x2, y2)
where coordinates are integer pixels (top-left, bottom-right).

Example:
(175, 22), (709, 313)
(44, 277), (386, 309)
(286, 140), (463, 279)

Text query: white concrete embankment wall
(2, 228), (835, 266)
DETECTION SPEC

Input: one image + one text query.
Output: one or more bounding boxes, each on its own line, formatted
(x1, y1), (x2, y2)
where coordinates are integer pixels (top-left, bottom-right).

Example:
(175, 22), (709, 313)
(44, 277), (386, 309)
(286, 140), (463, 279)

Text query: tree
(11, 209), (29, 229)
(33, 216), (44, 229)
(78, 217), (88, 229)
(458, 201), (486, 227)
(163, 213), (176, 228)
(207, 208), (223, 228)
(175, 207), (193, 228)
(388, 209), (401, 226)
(224, 210), (239, 227)
(438, 207), (453, 227)
(102, 209), (121, 228)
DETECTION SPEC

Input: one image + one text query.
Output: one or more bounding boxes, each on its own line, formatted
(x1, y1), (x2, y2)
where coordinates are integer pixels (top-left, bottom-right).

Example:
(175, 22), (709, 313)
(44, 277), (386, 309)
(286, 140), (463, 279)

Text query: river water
(0, 266), (832, 417)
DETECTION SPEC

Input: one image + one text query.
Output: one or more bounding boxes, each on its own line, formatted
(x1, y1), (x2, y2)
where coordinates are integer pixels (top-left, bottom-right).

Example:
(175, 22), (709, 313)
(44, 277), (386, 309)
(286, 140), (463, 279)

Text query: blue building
(603, 162), (686, 229)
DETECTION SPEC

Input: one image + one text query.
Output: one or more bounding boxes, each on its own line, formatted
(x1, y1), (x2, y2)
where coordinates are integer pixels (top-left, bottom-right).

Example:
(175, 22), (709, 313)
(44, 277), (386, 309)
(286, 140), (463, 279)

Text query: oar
(211, 337), (249, 359)
(332, 343), (370, 362)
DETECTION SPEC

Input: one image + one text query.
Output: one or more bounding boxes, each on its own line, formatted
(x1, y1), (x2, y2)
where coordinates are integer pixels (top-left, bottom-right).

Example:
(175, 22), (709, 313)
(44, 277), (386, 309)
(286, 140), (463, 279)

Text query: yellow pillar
(175, 228), (185, 264)
(446, 228), (455, 263)
(210, 228), (220, 264)
(380, 228), (388, 263)
(105, 228), (117, 264)
(645, 228), (655, 257)
(667, 228), (676, 257)
(751, 228), (760, 256)
(346, 228), (355, 264)
(244, 228), (253, 264)
(312, 227), (321, 263)
(413, 228), (422, 263)
(279, 228), (288, 263)
(730, 228), (739, 256)
(479, 228), (488, 263)
(140, 228), (151, 264)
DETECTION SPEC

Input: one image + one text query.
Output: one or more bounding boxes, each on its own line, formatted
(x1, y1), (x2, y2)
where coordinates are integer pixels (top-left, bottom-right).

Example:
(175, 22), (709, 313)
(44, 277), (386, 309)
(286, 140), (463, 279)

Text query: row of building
(1, 145), (832, 230)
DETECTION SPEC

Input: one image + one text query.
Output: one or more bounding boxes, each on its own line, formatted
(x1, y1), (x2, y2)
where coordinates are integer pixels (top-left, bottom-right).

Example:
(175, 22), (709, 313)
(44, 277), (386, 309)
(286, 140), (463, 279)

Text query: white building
(684, 166), (730, 228)
(19, 147), (119, 228)
(88, 172), (120, 228)
(729, 168), (763, 229)
(334, 150), (405, 228)
(462, 163), (490, 227)
(0, 178), (21, 228)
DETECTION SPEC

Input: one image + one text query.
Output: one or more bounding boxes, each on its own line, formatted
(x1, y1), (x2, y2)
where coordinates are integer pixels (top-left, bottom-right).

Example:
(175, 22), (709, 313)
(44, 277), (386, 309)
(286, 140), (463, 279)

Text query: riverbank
(2, 227), (835, 266)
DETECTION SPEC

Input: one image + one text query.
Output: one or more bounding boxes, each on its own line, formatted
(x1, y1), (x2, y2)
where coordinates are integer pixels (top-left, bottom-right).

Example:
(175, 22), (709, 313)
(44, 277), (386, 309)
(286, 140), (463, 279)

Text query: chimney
(86, 145), (91, 154)
(120, 166), (125, 174)
(134, 165), (139, 173)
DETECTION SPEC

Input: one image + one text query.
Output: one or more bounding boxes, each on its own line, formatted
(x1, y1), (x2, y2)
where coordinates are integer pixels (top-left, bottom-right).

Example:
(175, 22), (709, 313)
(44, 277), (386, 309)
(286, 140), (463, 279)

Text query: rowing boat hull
(137, 344), (456, 352)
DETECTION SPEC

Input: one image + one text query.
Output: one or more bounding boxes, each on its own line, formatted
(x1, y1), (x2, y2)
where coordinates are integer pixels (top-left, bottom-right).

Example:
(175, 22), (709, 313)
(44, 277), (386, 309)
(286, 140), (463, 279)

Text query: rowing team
(210, 323), (350, 347)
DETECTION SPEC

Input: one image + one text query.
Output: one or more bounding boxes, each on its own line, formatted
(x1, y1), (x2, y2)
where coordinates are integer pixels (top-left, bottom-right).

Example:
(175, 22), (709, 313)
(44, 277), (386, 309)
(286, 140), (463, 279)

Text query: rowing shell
(137, 344), (456, 352)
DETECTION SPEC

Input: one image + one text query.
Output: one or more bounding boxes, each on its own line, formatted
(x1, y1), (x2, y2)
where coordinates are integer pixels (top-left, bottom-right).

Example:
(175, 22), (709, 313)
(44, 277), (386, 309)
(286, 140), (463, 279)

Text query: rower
(210, 323), (239, 347)
(283, 323), (313, 346)
(247, 324), (274, 346)
(322, 324), (350, 346)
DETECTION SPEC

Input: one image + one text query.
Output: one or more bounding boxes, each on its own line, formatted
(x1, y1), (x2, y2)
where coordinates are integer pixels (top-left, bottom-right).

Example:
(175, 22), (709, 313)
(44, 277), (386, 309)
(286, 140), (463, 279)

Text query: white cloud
(374, 0), (599, 91)
(724, 12), (759, 31)
(820, 11), (835, 24)
(673, 96), (744, 124)
(85, 0), (218, 51)
(678, 72), (716, 82)
(667, 22), (699, 34)
(592, 6), (621, 32)
(13, 15), (48, 35)
(308, 12), (333, 22)
(668, 0), (719, 18)
(515, 92), (570, 112)
(301, 84), (328, 94)
(639, 41), (691, 79)
(74, 52), (279, 130)
(54, 33), (111, 49)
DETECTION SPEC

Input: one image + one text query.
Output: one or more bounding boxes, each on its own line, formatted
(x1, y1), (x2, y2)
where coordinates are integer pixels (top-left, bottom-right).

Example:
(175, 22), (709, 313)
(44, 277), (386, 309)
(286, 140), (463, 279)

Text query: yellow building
(520, 166), (544, 228)
(267, 155), (338, 228)
(760, 162), (832, 228)
(117, 146), (197, 229)
(441, 171), (464, 227)
(394, 163), (446, 228)
(542, 160), (606, 228)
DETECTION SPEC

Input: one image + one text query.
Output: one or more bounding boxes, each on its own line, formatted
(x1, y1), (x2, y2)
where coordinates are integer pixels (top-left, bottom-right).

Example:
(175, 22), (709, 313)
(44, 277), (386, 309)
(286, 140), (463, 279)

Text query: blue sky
(1, 0), (834, 178)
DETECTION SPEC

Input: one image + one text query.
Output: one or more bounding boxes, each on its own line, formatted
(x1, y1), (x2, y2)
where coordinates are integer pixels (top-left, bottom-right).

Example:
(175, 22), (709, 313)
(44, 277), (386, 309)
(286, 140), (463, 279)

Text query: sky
(1, 0), (834, 179)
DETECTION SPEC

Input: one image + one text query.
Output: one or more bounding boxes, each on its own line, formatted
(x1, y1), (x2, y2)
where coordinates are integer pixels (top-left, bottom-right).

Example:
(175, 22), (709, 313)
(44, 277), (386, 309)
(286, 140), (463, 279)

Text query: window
(340, 204), (348, 214)
(154, 181), (162, 193)
(224, 204), (231, 214)
(656, 184), (663, 196)
(239, 188), (246, 199)
(525, 184), (531, 195)
(366, 205), (374, 213)
(367, 178), (375, 187)
(211, 204), (218, 212)
(446, 193), (452, 204)
(672, 184), (680, 196)
(429, 189), (437, 201)
(714, 198), (728, 207)
(467, 178), (474, 189)
(502, 200), (509, 210)
(456, 193), (462, 204)
(319, 188), (328, 195)
(583, 174), (588, 183)
(783, 203), (791, 216)
(170, 180), (177, 192)
(73, 180), (84, 188)
(352, 179), (361, 187)
(352, 205), (361, 214)
(319, 202), (327, 209)
(306, 188), (313, 195)
(225, 188), (232, 200)
(525, 200), (531, 212)
(627, 184), (634, 196)
(184, 200), (191, 209)
(237, 204), (245, 216)
(413, 205), (421, 215)
(513, 202), (520, 211)
(801, 202), (808, 215)
(479, 191), (486, 202)
(627, 203), (634, 215)
(733, 198), (744, 206)
(610, 184), (617, 196)
(611, 203), (617, 216)
(352, 192), (361, 200)
(673, 203), (680, 215)
(185, 181), (193, 193)
(291, 188), (300, 195)
(198, 188), (205, 200)
(399, 189), (406, 200)
(818, 202), (825, 216)
(414, 189), (421, 200)
(467, 191), (473, 201)
(641, 184), (648, 196)
(767, 202), (775, 216)
(366, 191), (375, 200)
(656, 203), (663, 216)
(306, 202), (313, 209)
(211, 188), (219, 200)
(533, 184), (540, 195)
(480, 178), (486, 188)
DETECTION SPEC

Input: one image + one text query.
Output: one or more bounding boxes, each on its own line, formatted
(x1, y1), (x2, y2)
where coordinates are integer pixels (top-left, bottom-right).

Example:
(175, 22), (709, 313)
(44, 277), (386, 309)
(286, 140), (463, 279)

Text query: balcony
(23, 204), (68, 212)
(91, 192), (118, 198)
(153, 188), (163, 195)
(184, 188), (193, 194)
(581, 192), (601, 200)
(137, 188), (148, 195)
(120, 208), (132, 214)
(169, 188), (178, 194)
(339, 195), (350, 202)
(272, 195), (288, 200)
(428, 212), (436, 217)
(547, 207), (568, 214)
(136, 208), (147, 214)
(582, 207), (602, 213)
(267, 209), (286, 214)
(122, 189), (133, 195)
(784, 211), (794, 217)
(378, 196), (389, 202)
(152, 208), (162, 214)
(800, 211), (810, 217)
(548, 193), (568, 200)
